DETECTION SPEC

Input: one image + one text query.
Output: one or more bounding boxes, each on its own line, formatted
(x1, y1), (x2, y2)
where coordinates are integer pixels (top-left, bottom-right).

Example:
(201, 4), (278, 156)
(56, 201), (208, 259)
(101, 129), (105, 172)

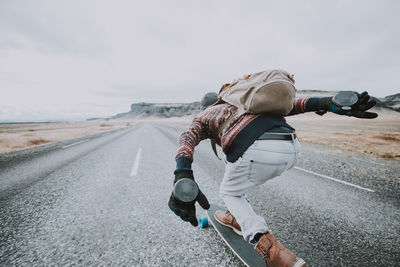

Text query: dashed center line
(294, 167), (375, 192)
(62, 139), (89, 149)
(130, 147), (142, 176)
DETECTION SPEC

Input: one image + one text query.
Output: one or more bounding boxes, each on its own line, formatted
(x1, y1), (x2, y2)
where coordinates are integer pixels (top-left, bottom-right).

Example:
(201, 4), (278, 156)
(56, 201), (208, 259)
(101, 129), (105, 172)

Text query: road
(0, 123), (399, 266)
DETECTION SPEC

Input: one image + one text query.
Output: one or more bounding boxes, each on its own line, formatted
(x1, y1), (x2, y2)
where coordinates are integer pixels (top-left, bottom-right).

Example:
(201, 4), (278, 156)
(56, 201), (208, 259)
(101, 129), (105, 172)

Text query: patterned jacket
(175, 98), (310, 173)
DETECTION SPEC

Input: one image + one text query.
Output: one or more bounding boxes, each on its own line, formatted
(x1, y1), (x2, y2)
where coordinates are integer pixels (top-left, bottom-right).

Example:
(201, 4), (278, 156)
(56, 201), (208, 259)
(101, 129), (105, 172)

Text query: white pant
(219, 138), (301, 243)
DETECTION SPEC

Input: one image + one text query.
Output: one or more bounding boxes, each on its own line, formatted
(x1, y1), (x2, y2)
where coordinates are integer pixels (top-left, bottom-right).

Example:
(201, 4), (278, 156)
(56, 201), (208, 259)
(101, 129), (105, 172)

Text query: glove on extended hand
(317, 91), (378, 119)
(168, 171), (210, 227)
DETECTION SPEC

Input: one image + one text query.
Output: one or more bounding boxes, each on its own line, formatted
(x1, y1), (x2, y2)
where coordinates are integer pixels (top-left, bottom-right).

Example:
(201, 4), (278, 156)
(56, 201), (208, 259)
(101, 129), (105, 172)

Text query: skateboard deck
(206, 204), (266, 267)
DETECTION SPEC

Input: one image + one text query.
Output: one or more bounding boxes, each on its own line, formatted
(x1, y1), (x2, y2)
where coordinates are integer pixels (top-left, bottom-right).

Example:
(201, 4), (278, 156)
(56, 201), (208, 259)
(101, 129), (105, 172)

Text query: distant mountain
(107, 90), (399, 119)
(295, 89), (337, 97)
(111, 102), (201, 119)
(381, 93), (400, 111)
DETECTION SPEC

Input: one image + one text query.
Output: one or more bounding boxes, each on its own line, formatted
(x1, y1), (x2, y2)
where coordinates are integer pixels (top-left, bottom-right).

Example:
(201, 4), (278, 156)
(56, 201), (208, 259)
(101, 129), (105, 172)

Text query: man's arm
(286, 92), (378, 119)
(169, 116), (210, 227)
(286, 98), (309, 116)
(175, 117), (208, 173)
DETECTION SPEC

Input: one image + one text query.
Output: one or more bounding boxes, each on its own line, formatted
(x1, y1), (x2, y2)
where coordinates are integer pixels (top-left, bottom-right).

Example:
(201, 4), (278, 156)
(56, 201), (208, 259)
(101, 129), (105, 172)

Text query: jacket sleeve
(286, 98), (309, 116)
(174, 116), (208, 174)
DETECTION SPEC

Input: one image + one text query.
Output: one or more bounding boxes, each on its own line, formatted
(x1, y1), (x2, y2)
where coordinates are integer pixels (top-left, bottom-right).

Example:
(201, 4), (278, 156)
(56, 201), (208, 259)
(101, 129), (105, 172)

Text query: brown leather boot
(254, 231), (306, 267)
(214, 210), (242, 235)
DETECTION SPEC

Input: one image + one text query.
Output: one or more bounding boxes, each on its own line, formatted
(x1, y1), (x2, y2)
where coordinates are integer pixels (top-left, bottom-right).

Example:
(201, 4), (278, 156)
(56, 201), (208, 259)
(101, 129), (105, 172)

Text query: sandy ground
(286, 111), (400, 160)
(1, 109), (399, 160)
(0, 120), (136, 154)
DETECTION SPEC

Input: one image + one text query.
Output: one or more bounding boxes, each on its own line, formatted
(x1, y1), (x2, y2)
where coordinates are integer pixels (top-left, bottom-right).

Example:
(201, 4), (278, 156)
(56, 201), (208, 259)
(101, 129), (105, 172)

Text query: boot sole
(213, 214), (243, 236)
(293, 257), (306, 267)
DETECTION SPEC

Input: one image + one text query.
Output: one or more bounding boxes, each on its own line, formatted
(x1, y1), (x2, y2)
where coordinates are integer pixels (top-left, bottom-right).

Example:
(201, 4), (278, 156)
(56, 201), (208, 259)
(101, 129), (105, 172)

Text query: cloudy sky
(0, 0), (399, 121)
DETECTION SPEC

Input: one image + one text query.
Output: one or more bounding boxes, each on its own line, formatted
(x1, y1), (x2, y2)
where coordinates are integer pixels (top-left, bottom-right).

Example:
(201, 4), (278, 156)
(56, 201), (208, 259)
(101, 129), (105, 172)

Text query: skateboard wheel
(199, 217), (208, 228)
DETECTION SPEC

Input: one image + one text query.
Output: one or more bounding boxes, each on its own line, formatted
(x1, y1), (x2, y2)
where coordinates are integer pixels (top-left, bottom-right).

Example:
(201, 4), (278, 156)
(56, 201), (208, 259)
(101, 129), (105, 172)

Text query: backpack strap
(211, 139), (221, 160)
(219, 81), (238, 93)
(210, 116), (235, 160)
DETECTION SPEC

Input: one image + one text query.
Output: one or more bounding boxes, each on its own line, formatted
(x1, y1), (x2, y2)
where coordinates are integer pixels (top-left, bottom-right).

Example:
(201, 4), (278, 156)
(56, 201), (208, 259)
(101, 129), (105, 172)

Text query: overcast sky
(1, 0), (399, 121)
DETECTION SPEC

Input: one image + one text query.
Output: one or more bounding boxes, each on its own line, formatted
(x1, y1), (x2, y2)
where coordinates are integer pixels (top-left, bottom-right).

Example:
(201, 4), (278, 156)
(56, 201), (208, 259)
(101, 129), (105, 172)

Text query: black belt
(258, 132), (297, 141)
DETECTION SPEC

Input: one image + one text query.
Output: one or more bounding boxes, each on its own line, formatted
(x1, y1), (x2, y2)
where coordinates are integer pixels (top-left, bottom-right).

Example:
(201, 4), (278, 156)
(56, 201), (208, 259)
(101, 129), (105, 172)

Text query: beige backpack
(211, 69), (296, 159)
(218, 69), (296, 116)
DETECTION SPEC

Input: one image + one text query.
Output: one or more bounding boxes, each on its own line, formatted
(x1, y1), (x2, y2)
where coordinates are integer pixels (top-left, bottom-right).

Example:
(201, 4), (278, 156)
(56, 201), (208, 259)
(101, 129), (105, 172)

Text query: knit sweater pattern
(175, 98), (309, 169)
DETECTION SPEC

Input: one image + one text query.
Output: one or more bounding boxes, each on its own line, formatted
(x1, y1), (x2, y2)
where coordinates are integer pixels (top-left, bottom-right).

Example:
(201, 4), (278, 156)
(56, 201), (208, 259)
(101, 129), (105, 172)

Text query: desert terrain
(287, 111), (400, 160)
(0, 121), (135, 155)
(0, 109), (399, 160)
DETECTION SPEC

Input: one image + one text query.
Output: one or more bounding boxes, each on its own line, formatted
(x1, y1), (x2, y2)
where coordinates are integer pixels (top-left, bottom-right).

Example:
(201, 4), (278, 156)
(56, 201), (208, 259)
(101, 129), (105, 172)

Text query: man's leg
(219, 139), (300, 243)
(220, 193), (267, 243)
(219, 139), (305, 266)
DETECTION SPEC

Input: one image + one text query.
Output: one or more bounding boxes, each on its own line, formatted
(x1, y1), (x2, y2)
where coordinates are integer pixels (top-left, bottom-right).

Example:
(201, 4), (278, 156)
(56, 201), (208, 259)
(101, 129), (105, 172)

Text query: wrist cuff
(305, 97), (331, 112)
(174, 157), (193, 174)
(330, 104), (340, 114)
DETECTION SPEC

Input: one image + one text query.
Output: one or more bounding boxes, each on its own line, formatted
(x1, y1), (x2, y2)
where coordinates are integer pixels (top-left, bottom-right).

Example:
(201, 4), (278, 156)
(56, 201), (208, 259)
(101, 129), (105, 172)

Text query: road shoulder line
(62, 139), (89, 149)
(294, 167), (375, 192)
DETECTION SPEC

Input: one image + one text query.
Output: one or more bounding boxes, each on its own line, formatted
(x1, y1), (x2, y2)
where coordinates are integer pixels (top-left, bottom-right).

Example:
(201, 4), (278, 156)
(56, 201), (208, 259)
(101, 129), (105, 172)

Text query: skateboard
(202, 204), (266, 267)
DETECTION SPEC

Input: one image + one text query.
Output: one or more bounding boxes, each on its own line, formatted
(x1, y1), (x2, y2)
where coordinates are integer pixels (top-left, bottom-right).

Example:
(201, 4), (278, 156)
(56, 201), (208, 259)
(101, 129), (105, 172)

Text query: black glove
(168, 171), (210, 227)
(316, 91), (378, 119)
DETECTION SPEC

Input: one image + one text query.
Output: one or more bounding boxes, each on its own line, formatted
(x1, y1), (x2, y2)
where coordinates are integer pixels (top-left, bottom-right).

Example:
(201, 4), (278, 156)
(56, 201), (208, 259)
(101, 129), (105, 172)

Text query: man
(169, 90), (377, 266)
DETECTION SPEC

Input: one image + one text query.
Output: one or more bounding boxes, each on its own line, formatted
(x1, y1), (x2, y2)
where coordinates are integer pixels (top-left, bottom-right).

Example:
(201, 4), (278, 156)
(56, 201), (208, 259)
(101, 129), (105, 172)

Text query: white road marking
(62, 139), (89, 149)
(130, 147), (142, 176)
(294, 167), (375, 192)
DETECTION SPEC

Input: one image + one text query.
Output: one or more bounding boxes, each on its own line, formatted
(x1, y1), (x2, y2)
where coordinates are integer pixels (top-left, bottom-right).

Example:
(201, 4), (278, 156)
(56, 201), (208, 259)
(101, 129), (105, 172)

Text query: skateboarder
(169, 90), (377, 266)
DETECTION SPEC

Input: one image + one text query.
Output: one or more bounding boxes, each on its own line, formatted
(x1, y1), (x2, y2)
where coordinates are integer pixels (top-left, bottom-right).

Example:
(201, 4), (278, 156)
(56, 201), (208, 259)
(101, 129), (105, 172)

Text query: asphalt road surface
(0, 123), (399, 266)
